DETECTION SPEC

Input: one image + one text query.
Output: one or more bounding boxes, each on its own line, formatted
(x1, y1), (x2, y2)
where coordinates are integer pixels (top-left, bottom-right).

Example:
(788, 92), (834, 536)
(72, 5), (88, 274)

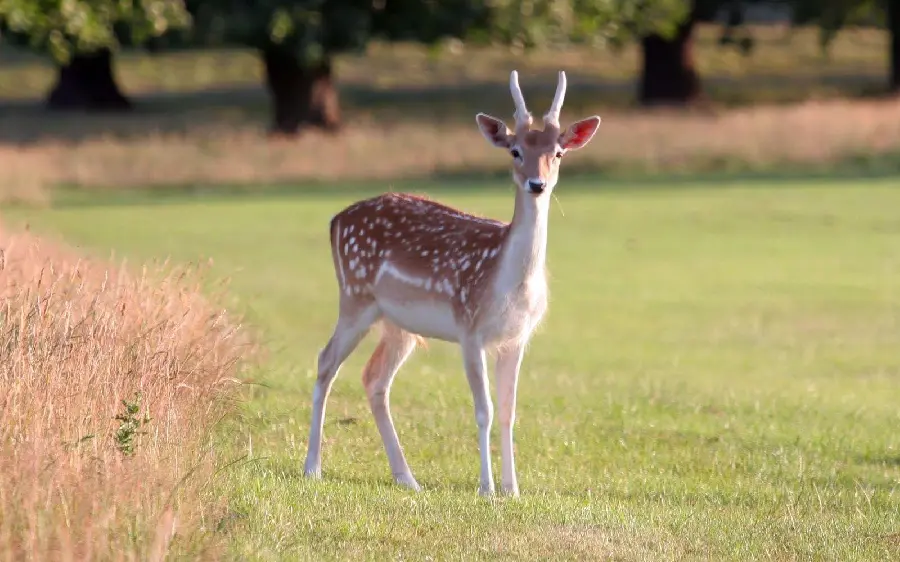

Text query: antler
(543, 71), (567, 129)
(509, 70), (533, 130)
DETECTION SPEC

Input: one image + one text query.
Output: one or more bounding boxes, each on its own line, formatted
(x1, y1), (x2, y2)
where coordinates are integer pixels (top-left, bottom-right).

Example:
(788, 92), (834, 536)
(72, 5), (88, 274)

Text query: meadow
(5, 175), (900, 560)
(2, 19), (900, 559)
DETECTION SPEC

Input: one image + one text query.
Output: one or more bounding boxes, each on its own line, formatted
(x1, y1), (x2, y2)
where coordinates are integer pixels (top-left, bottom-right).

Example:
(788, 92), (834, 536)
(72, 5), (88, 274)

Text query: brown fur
(329, 192), (510, 329)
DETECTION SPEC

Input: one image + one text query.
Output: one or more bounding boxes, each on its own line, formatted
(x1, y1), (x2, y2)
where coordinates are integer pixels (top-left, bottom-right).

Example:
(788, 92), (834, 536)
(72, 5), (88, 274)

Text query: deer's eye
(555, 151), (564, 159)
(510, 149), (521, 159)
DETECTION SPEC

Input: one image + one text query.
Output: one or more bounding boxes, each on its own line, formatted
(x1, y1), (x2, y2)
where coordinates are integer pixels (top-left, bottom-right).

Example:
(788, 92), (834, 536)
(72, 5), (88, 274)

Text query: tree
(890, 0), (900, 92)
(459, 0), (715, 105)
(792, 0), (897, 94)
(637, 1), (708, 105)
(187, 0), (486, 136)
(615, 0), (733, 106)
(0, 0), (191, 111)
(617, 0), (894, 105)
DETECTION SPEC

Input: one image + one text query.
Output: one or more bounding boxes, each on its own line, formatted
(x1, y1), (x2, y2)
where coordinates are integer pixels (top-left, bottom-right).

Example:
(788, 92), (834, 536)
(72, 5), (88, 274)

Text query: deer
(302, 70), (601, 497)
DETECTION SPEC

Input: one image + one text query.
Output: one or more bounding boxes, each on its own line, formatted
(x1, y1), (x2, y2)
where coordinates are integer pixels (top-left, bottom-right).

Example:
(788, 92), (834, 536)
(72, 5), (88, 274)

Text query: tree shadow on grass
(0, 72), (636, 145)
(0, 70), (891, 145)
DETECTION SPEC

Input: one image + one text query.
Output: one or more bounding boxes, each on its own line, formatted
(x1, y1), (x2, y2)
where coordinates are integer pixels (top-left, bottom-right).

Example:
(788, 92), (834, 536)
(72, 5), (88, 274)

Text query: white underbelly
(376, 297), (460, 342)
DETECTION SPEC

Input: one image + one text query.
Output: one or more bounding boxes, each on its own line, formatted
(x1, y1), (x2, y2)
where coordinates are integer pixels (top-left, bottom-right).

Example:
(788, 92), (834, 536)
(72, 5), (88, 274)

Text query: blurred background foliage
(0, 0), (896, 134)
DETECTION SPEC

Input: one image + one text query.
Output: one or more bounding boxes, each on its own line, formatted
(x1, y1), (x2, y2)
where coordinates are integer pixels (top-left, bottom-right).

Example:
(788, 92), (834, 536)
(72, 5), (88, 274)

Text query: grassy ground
(5, 175), (900, 560)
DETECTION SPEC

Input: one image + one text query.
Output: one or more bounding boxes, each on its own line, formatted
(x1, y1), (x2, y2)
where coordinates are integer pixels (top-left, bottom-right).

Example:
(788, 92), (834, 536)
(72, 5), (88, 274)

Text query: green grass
(5, 176), (900, 560)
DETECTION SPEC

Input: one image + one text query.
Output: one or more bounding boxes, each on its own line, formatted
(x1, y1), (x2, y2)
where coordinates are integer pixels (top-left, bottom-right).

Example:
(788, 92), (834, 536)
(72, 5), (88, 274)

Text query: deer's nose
(527, 179), (546, 194)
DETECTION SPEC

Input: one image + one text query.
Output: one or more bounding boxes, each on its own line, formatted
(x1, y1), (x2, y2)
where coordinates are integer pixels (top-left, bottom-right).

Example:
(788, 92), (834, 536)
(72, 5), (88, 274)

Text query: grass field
(4, 175), (900, 560)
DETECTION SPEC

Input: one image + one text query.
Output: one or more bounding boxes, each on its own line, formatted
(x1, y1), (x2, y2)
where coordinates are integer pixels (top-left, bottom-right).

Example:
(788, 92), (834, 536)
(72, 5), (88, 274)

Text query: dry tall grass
(2, 96), (899, 204)
(0, 227), (250, 561)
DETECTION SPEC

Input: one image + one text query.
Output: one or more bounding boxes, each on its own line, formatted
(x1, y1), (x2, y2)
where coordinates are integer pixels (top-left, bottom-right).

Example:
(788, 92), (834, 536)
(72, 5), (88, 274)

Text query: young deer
(303, 70), (601, 496)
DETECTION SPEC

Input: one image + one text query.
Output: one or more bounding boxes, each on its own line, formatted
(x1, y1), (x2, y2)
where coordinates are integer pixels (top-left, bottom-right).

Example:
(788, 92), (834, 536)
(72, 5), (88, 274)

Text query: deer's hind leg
(362, 322), (421, 490)
(304, 297), (380, 478)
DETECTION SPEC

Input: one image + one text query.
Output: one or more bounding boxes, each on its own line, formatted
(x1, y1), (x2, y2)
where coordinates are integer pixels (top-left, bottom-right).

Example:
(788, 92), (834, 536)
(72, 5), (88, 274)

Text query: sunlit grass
(5, 176), (900, 560)
(0, 226), (248, 560)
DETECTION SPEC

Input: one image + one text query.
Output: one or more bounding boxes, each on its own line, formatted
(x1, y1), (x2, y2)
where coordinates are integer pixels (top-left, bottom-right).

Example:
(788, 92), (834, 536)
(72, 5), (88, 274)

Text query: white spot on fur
(378, 262), (426, 288)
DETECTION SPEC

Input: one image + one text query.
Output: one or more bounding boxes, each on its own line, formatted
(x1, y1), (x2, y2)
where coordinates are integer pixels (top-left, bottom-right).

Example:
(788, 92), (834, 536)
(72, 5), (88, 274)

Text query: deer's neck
(496, 190), (550, 291)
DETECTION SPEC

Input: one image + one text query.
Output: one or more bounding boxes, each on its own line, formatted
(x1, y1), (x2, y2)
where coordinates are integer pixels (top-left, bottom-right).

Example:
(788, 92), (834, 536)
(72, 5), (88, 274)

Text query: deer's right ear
(476, 113), (512, 148)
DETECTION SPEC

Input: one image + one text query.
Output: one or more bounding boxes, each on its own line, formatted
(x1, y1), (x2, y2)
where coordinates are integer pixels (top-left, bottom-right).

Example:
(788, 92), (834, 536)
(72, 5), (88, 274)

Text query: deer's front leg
(461, 340), (495, 496)
(496, 342), (526, 496)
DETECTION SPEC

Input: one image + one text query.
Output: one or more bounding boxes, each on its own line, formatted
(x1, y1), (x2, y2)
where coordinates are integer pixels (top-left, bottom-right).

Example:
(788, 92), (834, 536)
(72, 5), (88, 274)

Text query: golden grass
(2, 95), (899, 204)
(0, 226), (251, 561)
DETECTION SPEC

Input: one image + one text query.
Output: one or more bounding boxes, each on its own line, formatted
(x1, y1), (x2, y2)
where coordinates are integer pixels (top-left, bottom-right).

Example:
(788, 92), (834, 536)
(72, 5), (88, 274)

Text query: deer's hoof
(394, 474), (422, 492)
(478, 483), (496, 497)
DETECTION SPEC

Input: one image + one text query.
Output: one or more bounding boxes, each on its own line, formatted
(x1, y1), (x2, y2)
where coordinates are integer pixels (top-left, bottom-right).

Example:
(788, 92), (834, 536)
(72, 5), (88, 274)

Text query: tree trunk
(889, 0), (900, 93)
(46, 49), (132, 112)
(262, 47), (341, 136)
(638, 9), (703, 106)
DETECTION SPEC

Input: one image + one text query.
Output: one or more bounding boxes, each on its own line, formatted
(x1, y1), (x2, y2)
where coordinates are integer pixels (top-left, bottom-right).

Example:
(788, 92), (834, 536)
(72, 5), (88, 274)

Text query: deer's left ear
(559, 116), (601, 151)
(476, 113), (513, 148)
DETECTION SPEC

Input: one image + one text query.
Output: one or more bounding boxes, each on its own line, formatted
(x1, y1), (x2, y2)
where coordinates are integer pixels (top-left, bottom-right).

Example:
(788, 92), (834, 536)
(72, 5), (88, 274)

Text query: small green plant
(114, 392), (151, 456)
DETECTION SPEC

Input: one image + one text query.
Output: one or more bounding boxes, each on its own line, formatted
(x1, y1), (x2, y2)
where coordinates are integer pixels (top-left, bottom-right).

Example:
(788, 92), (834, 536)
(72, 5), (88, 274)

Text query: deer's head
(476, 71), (601, 196)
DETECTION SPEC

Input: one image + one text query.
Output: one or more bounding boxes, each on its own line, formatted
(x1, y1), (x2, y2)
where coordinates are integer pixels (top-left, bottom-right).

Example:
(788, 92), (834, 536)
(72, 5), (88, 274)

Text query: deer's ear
(476, 113), (513, 148)
(559, 116), (601, 151)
